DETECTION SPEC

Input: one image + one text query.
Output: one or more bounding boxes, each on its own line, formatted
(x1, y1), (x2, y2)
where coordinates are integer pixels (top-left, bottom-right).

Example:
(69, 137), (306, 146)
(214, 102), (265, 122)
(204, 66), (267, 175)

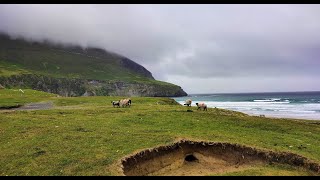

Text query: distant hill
(0, 33), (187, 97)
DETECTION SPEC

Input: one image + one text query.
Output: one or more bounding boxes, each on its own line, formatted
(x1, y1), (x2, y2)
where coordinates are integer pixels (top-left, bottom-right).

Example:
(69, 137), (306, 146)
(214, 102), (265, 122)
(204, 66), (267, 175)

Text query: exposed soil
(119, 140), (320, 176)
(1, 102), (54, 111)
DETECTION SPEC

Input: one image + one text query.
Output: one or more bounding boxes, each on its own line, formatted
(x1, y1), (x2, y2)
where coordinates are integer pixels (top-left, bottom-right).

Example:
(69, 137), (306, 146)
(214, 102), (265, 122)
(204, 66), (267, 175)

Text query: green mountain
(0, 33), (187, 97)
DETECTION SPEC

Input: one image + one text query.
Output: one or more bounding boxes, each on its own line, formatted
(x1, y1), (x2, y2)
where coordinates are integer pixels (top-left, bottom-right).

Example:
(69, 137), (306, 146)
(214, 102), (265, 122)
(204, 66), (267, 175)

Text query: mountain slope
(0, 33), (187, 97)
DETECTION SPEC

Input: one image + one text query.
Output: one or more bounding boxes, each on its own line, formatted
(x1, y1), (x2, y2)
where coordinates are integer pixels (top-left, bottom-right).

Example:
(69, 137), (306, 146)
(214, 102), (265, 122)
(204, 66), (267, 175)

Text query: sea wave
(253, 98), (284, 102)
(177, 100), (320, 120)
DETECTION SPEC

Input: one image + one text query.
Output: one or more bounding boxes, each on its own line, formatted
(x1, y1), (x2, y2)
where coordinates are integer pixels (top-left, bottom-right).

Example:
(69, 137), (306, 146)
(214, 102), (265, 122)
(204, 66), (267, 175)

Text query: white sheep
(184, 99), (192, 107)
(119, 98), (132, 108)
(196, 102), (207, 111)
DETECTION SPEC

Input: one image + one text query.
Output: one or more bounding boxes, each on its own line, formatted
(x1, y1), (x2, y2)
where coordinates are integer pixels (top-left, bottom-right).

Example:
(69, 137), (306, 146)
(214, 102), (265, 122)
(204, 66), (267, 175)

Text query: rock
(0, 74), (188, 97)
(83, 91), (96, 97)
(0, 84), (4, 89)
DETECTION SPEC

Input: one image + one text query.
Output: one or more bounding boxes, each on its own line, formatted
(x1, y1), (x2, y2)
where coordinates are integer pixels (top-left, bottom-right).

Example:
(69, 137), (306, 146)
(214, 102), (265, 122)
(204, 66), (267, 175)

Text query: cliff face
(0, 74), (187, 97)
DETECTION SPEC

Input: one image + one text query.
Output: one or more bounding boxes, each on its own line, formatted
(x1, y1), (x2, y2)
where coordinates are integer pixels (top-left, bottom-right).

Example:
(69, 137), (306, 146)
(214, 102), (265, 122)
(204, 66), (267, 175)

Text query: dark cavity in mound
(184, 154), (198, 162)
(120, 140), (320, 176)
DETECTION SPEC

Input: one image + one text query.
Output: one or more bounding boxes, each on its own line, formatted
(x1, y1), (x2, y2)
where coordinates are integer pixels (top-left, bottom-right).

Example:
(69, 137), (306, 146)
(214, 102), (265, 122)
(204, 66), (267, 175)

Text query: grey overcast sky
(1, 4), (320, 94)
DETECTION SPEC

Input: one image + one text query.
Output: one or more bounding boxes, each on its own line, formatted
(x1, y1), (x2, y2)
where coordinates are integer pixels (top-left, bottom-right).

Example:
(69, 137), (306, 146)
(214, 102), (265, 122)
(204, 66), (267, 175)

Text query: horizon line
(187, 90), (320, 95)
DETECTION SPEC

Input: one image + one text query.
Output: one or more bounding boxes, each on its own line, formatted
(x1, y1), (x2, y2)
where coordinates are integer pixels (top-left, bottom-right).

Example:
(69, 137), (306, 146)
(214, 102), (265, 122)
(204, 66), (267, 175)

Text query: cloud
(1, 4), (320, 93)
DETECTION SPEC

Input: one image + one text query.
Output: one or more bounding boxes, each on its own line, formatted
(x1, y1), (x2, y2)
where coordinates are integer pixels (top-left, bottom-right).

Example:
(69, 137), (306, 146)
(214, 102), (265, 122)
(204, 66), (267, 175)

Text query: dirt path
(11, 101), (54, 111)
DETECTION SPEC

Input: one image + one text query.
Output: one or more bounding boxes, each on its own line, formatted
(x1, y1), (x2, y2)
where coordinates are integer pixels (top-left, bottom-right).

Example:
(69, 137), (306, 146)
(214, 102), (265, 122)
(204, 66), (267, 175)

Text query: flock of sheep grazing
(111, 98), (207, 111)
(184, 99), (207, 111)
(111, 98), (132, 108)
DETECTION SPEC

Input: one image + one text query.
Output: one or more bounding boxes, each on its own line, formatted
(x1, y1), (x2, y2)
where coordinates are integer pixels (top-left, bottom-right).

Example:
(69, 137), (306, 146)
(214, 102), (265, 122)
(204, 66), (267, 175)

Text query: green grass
(0, 61), (31, 77)
(0, 89), (320, 175)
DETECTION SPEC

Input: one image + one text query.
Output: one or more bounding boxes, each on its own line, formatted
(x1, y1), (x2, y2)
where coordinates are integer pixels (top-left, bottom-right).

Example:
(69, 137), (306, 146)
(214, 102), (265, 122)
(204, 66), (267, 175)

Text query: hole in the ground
(119, 140), (320, 176)
(184, 154), (198, 162)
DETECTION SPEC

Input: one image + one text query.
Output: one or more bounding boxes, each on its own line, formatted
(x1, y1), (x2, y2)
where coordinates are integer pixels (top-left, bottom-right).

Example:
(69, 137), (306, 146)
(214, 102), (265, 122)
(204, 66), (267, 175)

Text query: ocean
(173, 92), (320, 120)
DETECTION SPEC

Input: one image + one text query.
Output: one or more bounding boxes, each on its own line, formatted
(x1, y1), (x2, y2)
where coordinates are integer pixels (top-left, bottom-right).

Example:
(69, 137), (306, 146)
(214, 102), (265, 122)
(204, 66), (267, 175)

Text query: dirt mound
(120, 140), (320, 176)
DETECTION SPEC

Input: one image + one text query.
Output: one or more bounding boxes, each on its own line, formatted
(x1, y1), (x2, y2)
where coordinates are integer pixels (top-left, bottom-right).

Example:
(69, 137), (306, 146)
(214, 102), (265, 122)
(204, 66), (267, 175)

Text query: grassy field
(0, 89), (320, 176)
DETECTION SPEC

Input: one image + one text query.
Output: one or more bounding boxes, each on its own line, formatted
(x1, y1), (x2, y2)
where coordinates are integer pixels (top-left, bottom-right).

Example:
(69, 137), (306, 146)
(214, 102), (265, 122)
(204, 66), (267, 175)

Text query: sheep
(184, 99), (192, 107)
(122, 98), (132, 107)
(119, 98), (131, 108)
(196, 102), (207, 111)
(111, 101), (120, 108)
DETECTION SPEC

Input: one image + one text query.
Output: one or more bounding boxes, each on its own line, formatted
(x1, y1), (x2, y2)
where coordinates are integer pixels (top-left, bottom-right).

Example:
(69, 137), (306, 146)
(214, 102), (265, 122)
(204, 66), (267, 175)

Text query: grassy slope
(0, 61), (31, 77)
(0, 89), (57, 108)
(0, 89), (320, 176)
(0, 36), (174, 86)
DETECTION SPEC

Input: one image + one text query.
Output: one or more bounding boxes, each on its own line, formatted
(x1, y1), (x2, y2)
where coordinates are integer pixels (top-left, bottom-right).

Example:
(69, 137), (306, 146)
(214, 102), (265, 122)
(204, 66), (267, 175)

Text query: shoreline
(174, 100), (320, 121)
